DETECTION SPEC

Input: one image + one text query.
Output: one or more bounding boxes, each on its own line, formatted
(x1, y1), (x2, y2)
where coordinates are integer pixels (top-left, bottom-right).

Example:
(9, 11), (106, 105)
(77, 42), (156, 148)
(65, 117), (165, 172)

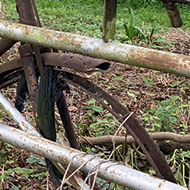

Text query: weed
(84, 98), (103, 117)
(152, 36), (173, 50)
(0, 110), (2, 118)
(123, 8), (155, 43)
(114, 75), (123, 81)
(142, 77), (154, 86)
(83, 99), (119, 136)
(10, 186), (19, 190)
(169, 149), (190, 187)
(123, 8), (144, 41)
(26, 155), (46, 166)
(142, 96), (189, 132)
(127, 91), (136, 98)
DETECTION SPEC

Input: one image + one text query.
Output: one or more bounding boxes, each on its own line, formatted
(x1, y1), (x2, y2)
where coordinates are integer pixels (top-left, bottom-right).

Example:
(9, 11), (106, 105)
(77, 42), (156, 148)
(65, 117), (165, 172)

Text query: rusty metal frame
(1, 0), (189, 188)
(16, 0), (39, 119)
(59, 71), (177, 183)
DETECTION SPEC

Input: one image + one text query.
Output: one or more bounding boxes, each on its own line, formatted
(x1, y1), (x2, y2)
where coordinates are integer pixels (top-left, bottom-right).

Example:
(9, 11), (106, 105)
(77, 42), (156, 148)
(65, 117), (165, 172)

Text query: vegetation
(0, 0), (190, 189)
(3, 0), (190, 38)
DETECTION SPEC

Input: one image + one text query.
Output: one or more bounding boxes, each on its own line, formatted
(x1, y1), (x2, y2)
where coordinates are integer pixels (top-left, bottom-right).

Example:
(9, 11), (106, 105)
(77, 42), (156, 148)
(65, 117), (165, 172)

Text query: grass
(2, 0), (190, 39)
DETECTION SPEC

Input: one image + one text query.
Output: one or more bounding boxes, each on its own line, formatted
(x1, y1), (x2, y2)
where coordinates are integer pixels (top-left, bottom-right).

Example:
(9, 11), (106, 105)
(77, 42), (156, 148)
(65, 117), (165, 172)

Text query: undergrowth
(0, 0), (190, 189)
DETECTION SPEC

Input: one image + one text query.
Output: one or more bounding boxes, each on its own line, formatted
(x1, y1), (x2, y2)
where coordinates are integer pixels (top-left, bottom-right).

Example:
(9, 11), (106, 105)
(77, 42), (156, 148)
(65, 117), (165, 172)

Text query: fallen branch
(80, 132), (190, 145)
(159, 141), (190, 154)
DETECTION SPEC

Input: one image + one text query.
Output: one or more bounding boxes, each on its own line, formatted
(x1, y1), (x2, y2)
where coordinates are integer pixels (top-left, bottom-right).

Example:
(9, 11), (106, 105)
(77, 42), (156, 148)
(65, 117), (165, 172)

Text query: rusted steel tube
(0, 124), (187, 190)
(163, 2), (183, 27)
(0, 20), (190, 78)
(0, 92), (187, 189)
(102, 0), (117, 42)
(0, 38), (16, 56)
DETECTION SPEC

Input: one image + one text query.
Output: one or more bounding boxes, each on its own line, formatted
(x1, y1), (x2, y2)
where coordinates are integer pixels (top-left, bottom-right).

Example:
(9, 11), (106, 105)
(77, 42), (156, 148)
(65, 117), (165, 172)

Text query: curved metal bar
(60, 71), (176, 183)
(0, 52), (110, 76)
(0, 58), (23, 75)
(0, 38), (16, 56)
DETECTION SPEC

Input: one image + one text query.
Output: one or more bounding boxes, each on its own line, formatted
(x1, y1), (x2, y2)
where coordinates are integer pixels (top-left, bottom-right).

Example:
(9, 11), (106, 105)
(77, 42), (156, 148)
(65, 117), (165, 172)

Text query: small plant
(123, 8), (154, 43)
(89, 119), (117, 136)
(169, 150), (190, 187)
(152, 36), (173, 50)
(0, 167), (34, 181)
(83, 99), (119, 136)
(84, 99), (103, 118)
(142, 77), (154, 86)
(123, 8), (144, 41)
(142, 96), (186, 132)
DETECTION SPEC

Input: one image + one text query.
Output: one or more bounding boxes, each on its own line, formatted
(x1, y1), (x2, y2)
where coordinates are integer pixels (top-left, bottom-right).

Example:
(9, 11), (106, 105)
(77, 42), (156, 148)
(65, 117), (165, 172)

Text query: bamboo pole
(0, 124), (187, 190)
(0, 20), (190, 78)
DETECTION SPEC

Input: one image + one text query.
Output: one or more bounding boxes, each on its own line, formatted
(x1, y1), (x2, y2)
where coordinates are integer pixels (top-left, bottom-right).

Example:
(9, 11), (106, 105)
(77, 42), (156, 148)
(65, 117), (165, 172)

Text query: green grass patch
(3, 0), (190, 40)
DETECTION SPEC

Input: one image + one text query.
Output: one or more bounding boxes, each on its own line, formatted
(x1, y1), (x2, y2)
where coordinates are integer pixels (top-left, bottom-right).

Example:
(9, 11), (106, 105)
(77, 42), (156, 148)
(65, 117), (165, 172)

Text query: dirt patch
(164, 28), (190, 55)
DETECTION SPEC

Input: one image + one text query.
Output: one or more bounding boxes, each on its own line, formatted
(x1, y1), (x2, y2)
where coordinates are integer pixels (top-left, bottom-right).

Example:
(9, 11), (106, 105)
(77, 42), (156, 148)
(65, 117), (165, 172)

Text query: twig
(80, 132), (190, 145)
(188, 170), (190, 190)
(112, 112), (133, 157)
(59, 154), (95, 190)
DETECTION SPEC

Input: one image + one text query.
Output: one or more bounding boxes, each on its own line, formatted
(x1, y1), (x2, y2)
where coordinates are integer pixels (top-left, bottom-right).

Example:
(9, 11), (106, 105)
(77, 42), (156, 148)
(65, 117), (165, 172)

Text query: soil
(0, 28), (190, 189)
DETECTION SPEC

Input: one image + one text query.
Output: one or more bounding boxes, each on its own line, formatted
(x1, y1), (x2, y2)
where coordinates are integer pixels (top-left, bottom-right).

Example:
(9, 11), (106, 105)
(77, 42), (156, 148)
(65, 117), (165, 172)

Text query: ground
(0, 27), (190, 189)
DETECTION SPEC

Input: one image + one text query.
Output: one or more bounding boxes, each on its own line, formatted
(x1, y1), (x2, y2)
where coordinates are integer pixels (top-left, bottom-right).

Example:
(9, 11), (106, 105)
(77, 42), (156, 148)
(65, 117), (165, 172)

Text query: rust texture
(16, 0), (44, 74)
(41, 52), (110, 72)
(0, 76), (19, 89)
(16, 0), (39, 118)
(0, 123), (187, 190)
(19, 44), (37, 116)
(56, 92), (79, 149)
(103, 0), (117, 42)
(0, 51), (110, 93)
(0, 58), (23, 74)
(0, 20), (189, 77)
(0, 53), (110, 76)
(0, 38), (16, 56)
(16, 0), (36, 26)
(61, 71), (176, 183)
(162, 1), (183, 27)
